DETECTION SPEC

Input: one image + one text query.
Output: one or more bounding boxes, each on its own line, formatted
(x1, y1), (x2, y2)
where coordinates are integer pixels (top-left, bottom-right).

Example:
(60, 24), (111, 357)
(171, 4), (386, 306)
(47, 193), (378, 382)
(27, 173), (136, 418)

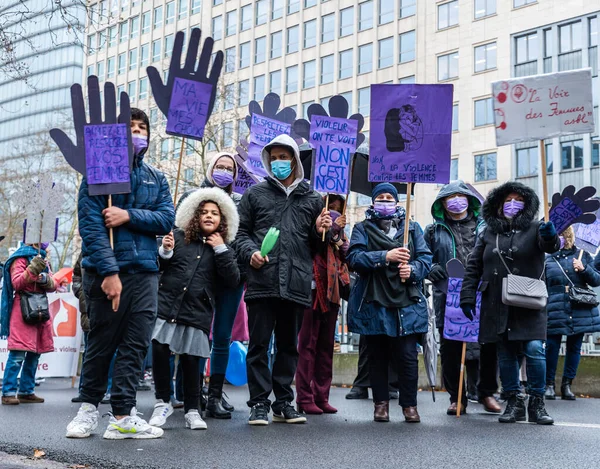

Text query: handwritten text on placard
(247, 115), (291, 177)
(84, 123), (130, 185)
(443, 277), (481, 343)
(166, 78), (213, 140)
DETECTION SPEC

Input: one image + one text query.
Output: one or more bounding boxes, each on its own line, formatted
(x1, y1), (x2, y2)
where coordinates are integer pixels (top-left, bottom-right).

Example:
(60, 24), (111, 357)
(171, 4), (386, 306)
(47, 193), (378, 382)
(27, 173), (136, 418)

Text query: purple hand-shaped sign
(166, 78), (213, 140)
(550, 197), (583, 234)
(233, 154), (262, 195)
(84, 124), (130, 185)
(310, 115), (358, 195)
(247, 114), (291, 177)
(444, 277), (481, 343)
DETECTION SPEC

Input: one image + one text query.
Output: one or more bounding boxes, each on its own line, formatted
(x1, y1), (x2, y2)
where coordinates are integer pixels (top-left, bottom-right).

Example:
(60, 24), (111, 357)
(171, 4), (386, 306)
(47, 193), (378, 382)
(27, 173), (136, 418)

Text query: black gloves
(539, 221), (557, 241)
(461, 303), (475, 321)
(428, 264), (447, 283)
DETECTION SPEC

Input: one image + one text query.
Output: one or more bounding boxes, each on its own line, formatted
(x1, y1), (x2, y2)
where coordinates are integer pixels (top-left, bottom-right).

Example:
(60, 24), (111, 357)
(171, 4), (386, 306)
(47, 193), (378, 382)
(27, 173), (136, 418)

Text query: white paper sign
(492, 69), (595, 146)
(0, 292), (82, 378)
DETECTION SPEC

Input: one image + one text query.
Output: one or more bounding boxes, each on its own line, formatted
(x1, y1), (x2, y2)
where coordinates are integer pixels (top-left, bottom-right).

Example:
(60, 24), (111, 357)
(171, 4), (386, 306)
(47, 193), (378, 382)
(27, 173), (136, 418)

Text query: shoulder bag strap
(552, 257), (576, 288)
(495, 234), (512, 274)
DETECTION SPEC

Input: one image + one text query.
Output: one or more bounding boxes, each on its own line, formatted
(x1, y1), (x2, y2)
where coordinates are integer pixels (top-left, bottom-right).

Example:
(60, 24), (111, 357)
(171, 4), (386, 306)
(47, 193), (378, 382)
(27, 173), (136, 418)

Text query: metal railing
(514, 60), (538, 77)
(558, 49), (583, 71)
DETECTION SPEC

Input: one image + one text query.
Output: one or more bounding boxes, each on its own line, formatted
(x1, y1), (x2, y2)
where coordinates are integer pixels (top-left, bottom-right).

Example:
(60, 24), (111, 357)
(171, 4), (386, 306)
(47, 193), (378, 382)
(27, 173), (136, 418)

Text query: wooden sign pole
(539, 140), (550, 222)
(172, 137), (187, 206)
(401, 183), (413, 283)
(456, 341), (467, 418)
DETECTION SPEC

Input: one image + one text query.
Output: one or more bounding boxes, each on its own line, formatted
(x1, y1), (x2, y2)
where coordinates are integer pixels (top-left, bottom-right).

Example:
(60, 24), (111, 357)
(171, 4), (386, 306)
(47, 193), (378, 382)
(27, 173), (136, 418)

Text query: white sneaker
(185, 410), (207, 430)
(103, 407), (164, 439)
(148, 400), (173, 427)
(66, 403), (99, 438)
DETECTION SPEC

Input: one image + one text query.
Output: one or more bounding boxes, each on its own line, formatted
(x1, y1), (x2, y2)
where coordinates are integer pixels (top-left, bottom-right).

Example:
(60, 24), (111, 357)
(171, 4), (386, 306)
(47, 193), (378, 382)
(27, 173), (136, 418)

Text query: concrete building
(82, 0), (599, 225)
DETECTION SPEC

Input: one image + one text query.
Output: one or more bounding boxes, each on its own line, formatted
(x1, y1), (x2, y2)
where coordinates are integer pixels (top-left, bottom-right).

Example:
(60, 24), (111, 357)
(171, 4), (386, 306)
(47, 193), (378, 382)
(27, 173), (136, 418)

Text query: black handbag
(19, 290), (51, 325)
(552, 258), (599, 307)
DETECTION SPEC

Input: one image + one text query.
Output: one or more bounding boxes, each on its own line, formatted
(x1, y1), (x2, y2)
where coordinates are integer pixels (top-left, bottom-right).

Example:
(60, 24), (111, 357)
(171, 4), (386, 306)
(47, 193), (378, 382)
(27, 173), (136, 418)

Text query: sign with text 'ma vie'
(368, 84), (453, 185)
(492, 69), (595, 146)
(309, 115), (358, 195)
(166, 77), (213, 141)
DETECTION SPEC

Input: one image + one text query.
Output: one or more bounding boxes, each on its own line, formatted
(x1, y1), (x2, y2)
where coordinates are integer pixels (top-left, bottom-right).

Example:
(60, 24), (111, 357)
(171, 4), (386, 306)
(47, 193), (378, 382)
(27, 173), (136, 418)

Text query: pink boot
(297, 403), (323, 415)
(316, 402), (338, 414)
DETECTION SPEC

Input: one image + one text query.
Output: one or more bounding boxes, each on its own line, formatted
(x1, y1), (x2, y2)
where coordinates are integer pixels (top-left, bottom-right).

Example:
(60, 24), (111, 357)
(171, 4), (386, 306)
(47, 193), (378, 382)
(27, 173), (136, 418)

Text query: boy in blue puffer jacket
(66, 108), (175, 440)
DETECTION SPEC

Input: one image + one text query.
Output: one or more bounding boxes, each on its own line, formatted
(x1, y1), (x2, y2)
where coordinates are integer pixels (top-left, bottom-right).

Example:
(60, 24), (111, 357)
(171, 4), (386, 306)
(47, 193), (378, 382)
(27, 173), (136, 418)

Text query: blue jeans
(200, 284), (244, 376)
(546, 333), (584, 382)
(497, 339), (546, 397)
(2, 351), (40, 396)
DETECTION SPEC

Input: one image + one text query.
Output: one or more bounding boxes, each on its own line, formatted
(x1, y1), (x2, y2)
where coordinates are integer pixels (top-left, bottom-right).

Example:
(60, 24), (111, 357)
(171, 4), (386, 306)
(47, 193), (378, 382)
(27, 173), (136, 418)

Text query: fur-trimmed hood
(482, 181), (539, 234)
(175, 187), (239, 243)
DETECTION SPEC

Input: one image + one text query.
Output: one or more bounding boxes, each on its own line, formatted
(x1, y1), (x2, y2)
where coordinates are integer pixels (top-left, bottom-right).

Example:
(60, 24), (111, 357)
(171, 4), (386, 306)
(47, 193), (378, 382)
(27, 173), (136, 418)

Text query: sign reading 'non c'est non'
(166, 77), (213, 141)
(84, 123), (130, 185)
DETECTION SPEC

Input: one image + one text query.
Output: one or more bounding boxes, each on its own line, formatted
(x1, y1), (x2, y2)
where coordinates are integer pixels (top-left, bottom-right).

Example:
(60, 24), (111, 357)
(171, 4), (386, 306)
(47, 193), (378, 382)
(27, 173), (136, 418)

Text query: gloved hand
(428, 264), (447, 283)
(461, 303), (475, 321)
(539, 221), (557, 241)
(28, 256), (46, 277)
(36, 273), (48, 284)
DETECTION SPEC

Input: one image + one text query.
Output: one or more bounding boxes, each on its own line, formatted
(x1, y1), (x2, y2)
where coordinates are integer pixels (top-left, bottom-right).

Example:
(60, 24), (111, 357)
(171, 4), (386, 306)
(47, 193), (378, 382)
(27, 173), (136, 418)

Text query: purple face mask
(212, 170), (234, 188)
(40, 243), (49, 250)
(374, 201), (397, 217)
(559, 236), (565, 249)
(445, 196), (469, 214)
(330, 210), (342, 235)
(132, 135), (148, 155)
(503, 199), (525, 219)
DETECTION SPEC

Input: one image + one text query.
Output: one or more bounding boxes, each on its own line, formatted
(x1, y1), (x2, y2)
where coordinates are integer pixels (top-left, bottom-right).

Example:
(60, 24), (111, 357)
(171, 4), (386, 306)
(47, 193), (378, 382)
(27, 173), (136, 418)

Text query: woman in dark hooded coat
(460, 181), (559, 425)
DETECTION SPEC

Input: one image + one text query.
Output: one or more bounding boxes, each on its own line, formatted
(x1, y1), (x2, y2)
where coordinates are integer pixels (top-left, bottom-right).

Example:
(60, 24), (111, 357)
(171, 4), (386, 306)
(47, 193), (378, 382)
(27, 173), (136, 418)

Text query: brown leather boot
(446, 402), (466, 416)
(403, 406), (421, 423)
(1, 396), (20, 405)
(17, 394), (44, 403)
(480, 396), (501, 413)
(374, 401), (389, 422)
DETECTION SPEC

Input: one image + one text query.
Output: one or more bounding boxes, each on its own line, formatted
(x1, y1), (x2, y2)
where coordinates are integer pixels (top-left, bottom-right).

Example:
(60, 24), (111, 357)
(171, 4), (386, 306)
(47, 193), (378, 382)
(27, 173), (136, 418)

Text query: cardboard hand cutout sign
(442, 259), (481, 343)
(549, 185), (600, 234)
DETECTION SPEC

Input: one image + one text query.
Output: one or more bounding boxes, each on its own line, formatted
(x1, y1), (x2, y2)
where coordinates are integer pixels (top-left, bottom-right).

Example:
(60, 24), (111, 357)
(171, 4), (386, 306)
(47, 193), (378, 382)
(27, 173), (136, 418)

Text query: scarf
(1, 245), (47, 338)
(313, 243), (350, 313)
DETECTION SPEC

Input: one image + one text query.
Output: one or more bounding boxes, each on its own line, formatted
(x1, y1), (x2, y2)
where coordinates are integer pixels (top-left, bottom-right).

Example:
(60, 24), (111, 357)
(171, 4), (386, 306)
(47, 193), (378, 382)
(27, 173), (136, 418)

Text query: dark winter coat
(424, 181), (484, 327)
(157, 188), (240, 334)
(78, 154), (175, 277)
(72, 253), (90, 332)
(461, 182), (560, 343)
(545, 248), (600, 336)
(347, 219), (432, 337)
(236, 135), (325, 307)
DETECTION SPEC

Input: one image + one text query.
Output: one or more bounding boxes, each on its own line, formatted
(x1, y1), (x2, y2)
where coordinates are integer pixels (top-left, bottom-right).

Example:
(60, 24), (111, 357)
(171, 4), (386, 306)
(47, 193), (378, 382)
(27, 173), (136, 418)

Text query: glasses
(214, 165), (234, 174)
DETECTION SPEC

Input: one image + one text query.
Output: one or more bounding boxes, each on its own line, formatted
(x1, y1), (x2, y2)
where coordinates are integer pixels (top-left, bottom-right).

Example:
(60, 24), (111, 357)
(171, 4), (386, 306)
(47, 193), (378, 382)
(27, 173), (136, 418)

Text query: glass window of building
(270, 70), (282, 95)
(358, 44), (373, 74)
(154, 6), (163, 29)
(516, 33), (538, 63)
(321, 54), (334, 84)
(474, 0), (495, 19)
(438, 1), (458, 30)
(214, 0), (223, 5)
(256, 0), (267, 25)
(139, 77), (148, 101)
(166, 1), (175, 24)
(452, 103), (459, 131)
(358, 87), (370, 116)
(240, 42), (250, 68)
(302, 101), (314, 118)
(225, 47), (236, 73)
(254, 75), (266, 102)
(322, 14), (335, 43)
(88, 34), (96, 54)
(140, 43), (149, 67)
(379, 0), (393, 24)
(191, 0), (201, 14)
(226, 10), (237, 37)
(339, 49), (353, 79)
(450, 159), (458, 181)
(142, 11), (151, 34)
(212, 15), (222, 41)
(179, 0), (187, 19)
(87, 65), (94, 77)
(400, 75), (416, 83)
(514, 0), (536, 7)
(561, 139), (584, 170)
(119, 21), (128, 43)
(164, 34), (173, 57)
(239, 119), (249, 140)
(128, 81), (136, 103)
(238, 80), (249, 107)
(107, 56), (115, 78)
(272, 0), (284, 20)
(340, 7), (354, 37)
(224, 84), (235, 110)
(359, 1), (373, 31)
(152, 39), (161, 62)
(286, 65), (298, 93)
(438, 51), (459, 81)
(590, 17), (598, 47)
(223, 121), (234, 147)
(399, 31), (415, 63)
(271, 31), (282, 59)
(474, 42), (497, 72)
(255, 36), (266, 64)
(161, 140), (169, 160)
(241, 4), (252, 30)
(340, 91), (353, 112)
(129, 48), (138, 70)
(288, 0), (300, 15)
(109, 26), (117, 47)
(303, 60), (316, 89)
(130, 16), (139, 39)
(118, 53), (126, 75)
(516, 146), (537, 177)
(378, 37), (393, 68)
(304, 19), (317, 48)
(287, 25), (299, 53)
(559, 21), (582, 53)
(474, 97), (494, 127)
(474, 153), (497, 182)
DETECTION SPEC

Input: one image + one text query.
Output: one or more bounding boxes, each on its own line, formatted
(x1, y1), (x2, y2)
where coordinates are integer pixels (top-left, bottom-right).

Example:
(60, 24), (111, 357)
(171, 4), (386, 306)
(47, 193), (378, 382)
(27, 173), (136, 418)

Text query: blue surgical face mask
(271, 160), (293, 180)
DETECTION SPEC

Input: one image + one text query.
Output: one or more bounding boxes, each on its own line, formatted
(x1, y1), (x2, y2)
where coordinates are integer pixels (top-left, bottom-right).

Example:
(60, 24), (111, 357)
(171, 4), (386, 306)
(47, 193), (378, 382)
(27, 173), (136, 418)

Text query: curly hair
(184, 200), (228, 244)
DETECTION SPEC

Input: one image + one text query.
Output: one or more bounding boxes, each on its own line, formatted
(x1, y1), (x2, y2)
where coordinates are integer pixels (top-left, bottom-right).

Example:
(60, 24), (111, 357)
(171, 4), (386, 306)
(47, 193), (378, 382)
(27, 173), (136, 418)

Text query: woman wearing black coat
(544, 226), (600, 400)
(460, 181), (559, 425)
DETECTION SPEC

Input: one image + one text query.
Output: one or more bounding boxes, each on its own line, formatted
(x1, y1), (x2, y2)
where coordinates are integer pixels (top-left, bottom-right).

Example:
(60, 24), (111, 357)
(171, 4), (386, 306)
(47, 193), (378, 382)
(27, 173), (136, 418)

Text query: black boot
(560, 378), (576, 400)
(199, 373), (207, 412)
(545, 382), (556, 400)
(221, 392), (234, 412)
(498, 394), (526, 423)
(206, 374), (232, 419)
(528, 395), (554, 425)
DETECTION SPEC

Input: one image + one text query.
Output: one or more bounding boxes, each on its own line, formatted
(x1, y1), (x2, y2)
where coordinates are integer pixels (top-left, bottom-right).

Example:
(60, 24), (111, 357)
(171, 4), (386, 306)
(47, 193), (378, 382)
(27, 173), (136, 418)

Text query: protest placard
(492, 69), (595, 146)
(247, 114), (292, 177)
(309, 115), (358, 195)
(575, 208), (600, 253)
(166, 78), (213, 141)
(233, 154), (262, 195)
(84, 123), (130, 186)
(443, 277), (481, 343)
(369, 84), (453, 184)
(549, 186), (600, 234)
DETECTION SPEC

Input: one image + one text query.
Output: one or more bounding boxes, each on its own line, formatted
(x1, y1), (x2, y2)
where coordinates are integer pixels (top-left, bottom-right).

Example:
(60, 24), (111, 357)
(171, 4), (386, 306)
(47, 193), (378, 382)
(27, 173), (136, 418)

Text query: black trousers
(80, 272), (158, 416)
(466, 359), (479, 398)
(366, 334), (419, 408)
(246, 298), (303, 411)
(152, 340), (201, 413)
(439, 328), (498, 405)
(352, 334), (399, 391)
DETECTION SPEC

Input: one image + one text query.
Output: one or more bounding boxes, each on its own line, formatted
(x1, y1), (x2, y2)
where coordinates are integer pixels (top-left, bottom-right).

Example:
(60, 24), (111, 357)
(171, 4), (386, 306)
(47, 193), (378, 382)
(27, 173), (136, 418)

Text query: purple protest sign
(369, 84), (453, 184)
(309, 115), (357, 195)
(247, 114), (291, 177)
(443, 277), (481, 343)
(550, 197), (583, 234)
(575, 216), (600, 253)
(166, 77), (213, 141)
(84, 123), (130, 185)
(233, 155), (262, 195)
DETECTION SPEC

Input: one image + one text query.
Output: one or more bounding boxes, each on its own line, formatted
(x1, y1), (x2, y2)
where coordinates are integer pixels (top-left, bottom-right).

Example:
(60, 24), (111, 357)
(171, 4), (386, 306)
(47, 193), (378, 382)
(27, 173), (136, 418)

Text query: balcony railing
(589, 46), (598, 76)
(558, 50), (583, 71)
(514, 60), (538, 77)
(543, 57), (552, 73)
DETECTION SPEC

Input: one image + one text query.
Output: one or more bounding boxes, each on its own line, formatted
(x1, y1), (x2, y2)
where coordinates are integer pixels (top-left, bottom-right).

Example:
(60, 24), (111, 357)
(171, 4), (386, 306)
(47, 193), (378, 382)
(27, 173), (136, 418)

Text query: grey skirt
(152, 318), (210, 357)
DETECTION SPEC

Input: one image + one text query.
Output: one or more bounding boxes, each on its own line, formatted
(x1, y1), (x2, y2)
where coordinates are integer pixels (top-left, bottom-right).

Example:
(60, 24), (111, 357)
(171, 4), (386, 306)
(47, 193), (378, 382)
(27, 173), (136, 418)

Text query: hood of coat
(483, 181), (539, 234)
(205, 152), (239, 187)
(431, 180), (481, 221)
(175, 187), (239, 243)
(261, 134), (304, 182)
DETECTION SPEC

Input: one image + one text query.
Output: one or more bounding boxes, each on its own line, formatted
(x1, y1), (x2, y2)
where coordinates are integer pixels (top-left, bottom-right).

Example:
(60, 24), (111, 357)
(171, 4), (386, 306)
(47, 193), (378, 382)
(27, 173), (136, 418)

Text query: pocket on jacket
(288, 262), (312, 297)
